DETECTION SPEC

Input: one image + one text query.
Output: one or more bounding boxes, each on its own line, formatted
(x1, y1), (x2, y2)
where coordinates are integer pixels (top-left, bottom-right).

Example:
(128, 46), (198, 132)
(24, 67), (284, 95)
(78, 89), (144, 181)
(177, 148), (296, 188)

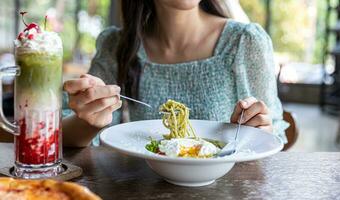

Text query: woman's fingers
(64, 78), (95, 94)
(68, 85), (120, 112)
(230, 97), (273, 133)
(240, 97), (258, 109)
(81, 85), (120, 104)
(77, 96), (120, 116)
(230, 97), (258, 123)
(230, 102), (243, 123)
(72, 85), (121, 106)
(64, 74), (106, 95)
(64, 74), (122, 129)
(244, 114), (271, 127)
(68, 85), (121, 129)
(87, 101), (123, 128)
(241, 101), (269, 124)
(80, 74), (105, 86)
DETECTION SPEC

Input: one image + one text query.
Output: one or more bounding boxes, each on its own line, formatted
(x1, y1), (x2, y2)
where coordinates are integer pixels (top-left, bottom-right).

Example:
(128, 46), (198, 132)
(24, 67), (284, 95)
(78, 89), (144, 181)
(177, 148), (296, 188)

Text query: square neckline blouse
(79, 19), (289, 143)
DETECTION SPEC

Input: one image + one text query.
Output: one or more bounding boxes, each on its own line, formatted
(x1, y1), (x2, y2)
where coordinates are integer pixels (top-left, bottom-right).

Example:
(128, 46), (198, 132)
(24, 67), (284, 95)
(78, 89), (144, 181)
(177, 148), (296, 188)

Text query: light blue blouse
(64, 20), (289, 143)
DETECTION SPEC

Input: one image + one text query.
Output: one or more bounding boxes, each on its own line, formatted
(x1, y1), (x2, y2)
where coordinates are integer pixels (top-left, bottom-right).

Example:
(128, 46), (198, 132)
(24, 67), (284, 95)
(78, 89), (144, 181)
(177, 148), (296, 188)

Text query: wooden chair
(282, 111), (299, 151)
(277, 64), (299, 151)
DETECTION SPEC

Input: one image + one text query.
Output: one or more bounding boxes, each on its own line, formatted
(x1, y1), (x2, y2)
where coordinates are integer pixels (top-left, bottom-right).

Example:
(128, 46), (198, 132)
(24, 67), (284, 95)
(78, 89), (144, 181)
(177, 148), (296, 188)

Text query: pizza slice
(0, 178), (101, 200)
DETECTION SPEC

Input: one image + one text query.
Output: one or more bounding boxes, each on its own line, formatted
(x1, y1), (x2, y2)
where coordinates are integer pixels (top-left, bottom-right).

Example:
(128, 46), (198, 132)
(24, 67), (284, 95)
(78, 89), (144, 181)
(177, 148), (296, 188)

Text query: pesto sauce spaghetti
(159, 100), (196, 139)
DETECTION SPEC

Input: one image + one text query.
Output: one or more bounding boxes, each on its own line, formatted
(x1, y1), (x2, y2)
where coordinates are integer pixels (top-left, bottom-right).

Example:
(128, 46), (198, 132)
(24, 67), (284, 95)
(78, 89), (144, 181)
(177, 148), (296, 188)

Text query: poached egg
(158, 138), (220, 158)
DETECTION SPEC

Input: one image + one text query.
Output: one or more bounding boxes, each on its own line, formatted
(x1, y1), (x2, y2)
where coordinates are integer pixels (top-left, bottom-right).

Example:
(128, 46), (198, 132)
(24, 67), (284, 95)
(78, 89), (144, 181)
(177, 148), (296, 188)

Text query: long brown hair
(116, 0), (226, 99)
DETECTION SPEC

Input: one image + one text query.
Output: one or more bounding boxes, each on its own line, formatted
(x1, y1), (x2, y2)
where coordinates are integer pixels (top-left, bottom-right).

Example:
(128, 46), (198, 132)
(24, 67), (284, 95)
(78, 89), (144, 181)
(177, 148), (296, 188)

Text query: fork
(217, 109), (245, 157)
(119, 95), (175, 114)
(119, 95), (152, 108)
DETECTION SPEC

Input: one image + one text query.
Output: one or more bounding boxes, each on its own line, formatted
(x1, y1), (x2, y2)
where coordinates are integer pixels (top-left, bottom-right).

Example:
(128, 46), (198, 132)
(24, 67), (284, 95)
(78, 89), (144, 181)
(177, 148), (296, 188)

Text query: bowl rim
(99, 120), (284, 164)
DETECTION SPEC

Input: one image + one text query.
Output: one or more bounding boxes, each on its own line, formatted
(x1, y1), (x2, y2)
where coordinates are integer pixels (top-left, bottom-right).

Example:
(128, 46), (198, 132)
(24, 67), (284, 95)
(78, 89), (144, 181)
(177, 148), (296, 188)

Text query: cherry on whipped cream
(24, 23), (41, 32)
(27, 34), (34, 40)
(17, 32), (25, 40)
(17, 11), (42, 41)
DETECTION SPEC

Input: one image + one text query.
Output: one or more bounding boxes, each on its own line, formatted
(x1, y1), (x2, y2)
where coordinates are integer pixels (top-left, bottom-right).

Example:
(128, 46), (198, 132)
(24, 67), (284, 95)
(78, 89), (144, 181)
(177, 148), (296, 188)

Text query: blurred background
(0, 0), (339, 152)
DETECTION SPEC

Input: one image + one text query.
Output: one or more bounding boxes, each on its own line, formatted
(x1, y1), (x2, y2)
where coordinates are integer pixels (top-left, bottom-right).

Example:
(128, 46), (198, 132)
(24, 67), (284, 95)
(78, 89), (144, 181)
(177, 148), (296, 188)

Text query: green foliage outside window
(240, 0), (331, 64)
(2, 0), (335, 65)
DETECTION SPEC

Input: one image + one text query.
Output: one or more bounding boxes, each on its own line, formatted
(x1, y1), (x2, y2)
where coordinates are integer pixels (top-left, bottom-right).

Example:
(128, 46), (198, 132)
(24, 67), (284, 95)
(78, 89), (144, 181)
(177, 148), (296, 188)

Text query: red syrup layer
(15, 117), (60, 165)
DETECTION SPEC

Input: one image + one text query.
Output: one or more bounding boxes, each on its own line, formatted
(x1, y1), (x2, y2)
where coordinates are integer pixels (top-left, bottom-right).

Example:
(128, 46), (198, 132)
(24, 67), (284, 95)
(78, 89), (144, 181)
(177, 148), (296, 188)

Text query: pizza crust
(0, 178), (101, 200)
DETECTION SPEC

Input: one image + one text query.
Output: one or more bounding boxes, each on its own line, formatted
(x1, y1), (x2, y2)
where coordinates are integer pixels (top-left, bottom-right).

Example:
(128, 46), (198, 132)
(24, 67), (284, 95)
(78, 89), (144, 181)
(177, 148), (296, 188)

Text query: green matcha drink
(13, 13), (63, 178)
(15, 51), (62, 108)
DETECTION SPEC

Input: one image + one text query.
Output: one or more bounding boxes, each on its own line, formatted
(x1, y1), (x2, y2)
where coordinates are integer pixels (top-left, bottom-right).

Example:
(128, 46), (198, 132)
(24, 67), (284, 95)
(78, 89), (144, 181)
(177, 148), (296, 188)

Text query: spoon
(217, 109), (245, 157)
(119, 95), (176, 114)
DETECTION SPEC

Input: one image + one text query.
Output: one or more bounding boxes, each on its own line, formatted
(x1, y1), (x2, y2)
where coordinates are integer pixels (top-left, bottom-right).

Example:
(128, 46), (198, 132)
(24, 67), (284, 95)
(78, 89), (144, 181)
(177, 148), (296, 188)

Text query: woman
(63, 0), (289, 147)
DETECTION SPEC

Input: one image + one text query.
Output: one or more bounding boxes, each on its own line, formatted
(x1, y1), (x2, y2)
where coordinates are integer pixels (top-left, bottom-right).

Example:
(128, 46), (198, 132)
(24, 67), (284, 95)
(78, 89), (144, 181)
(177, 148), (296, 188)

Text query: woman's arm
(62, 114), (101, 147)
(62, 27), (122, 147)
(230, 23), (289, 142)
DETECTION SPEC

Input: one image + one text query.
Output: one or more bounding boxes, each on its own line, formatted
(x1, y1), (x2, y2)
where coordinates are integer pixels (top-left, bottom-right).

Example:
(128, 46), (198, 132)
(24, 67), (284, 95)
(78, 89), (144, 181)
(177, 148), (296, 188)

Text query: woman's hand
(230, 97), (273, 133)
(63, 74), (122, 128)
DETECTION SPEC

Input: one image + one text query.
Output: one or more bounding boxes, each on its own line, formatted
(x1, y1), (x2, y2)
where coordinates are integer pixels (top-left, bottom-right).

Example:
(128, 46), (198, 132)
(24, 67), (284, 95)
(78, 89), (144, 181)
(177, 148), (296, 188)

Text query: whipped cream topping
(14, 26), (62, 53)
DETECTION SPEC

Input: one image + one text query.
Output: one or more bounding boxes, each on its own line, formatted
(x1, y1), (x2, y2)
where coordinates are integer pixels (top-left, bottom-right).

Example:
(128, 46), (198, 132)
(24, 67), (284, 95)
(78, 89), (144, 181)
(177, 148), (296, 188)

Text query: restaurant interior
(0, 0), (339, 199)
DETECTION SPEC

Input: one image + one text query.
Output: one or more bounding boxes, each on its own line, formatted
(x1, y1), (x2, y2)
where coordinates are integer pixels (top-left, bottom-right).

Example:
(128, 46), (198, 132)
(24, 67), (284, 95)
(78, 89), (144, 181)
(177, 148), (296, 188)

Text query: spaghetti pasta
(159, 100), (196, 139)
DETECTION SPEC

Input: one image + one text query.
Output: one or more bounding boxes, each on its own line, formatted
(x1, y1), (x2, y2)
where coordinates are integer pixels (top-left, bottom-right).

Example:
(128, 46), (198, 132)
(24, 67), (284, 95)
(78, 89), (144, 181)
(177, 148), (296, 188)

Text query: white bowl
(100, 120), (283, 187)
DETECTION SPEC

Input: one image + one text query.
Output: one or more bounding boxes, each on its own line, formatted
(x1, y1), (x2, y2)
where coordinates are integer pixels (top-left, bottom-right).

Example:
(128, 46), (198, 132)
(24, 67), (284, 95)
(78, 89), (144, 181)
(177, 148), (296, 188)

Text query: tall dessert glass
(0, 17), (63, 178)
